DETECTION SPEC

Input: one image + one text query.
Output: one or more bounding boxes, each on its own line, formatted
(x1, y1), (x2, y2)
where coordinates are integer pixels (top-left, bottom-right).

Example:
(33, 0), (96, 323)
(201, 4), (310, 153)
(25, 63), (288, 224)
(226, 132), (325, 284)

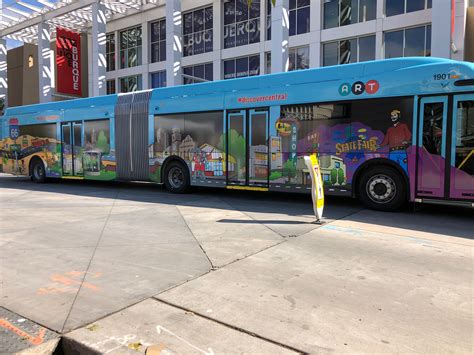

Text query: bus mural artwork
(1, 58), (473, 211)
(379, 109), (412, 174)
(82, 120), (116, 180)
(0, 123), (61, 177)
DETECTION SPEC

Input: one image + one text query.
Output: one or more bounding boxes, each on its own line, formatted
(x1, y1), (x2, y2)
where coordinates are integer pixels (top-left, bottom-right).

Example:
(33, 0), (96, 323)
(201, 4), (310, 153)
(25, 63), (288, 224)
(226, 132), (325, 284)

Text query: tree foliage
(282, 159), (296, 179)
(96, 131), (110, 153)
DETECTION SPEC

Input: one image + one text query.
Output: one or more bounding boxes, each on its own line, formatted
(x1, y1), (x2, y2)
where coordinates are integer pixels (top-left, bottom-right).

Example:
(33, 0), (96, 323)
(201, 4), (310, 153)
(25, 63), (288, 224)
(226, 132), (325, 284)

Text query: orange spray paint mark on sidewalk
(0, 319), (46, 345)
(37, 271), (101, 295)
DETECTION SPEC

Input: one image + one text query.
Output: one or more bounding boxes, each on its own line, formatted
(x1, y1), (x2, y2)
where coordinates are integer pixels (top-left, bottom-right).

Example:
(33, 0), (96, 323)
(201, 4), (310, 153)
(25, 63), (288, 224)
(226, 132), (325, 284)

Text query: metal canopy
(0, 0), (162, 43)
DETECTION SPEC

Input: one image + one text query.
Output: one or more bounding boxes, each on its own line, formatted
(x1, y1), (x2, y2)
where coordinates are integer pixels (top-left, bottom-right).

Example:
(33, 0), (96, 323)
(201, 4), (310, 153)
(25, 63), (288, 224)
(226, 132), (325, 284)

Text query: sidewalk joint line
(153, 298), (309, 355)
(175, 205), (216, 270)
(59, 188), (121, 333)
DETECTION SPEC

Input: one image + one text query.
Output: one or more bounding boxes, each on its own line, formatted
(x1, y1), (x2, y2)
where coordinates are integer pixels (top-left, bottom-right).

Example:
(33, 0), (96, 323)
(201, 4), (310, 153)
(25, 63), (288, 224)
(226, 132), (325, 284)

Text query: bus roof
(4, 57), (474, 116)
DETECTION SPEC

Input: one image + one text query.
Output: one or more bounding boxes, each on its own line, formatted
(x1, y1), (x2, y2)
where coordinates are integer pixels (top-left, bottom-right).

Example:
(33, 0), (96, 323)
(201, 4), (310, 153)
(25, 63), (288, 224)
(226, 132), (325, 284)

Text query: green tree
(330, 169), (337, 185)
(218, 130), (246, 173)
(337, 168), (345, 185)
(282, 159), (296, 181)
(96, 131), (110, 153)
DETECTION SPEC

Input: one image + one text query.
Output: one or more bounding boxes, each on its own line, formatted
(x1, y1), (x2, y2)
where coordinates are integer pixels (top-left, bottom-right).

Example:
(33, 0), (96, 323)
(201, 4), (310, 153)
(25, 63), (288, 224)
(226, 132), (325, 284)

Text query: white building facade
(0, 0), (472, 104)
(102, 0), (472, 94)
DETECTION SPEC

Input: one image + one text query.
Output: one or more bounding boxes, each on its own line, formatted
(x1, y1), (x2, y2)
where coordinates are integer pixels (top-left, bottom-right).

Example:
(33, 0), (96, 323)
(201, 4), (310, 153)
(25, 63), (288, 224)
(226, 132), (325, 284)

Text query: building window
(385, 0), (431, 17)
(183, 63), (213, 84)
(224, 0), (260, 49)
(265, 52), (271, 74)
(265, 47), (310, 73)
(183, 6), (213, 57)
(384, 25), (431, 58)
(289, 46), (310, 71)
(323, 35), (376, 66)
(106, 80), (116, 94)
(120, 75), (142, 93)
(151, 71), (166, 88)
(324, 0), (376, 29)
(120, 26), (142, 69)
(267, 0), (311, 39)
(266, 0), (272, 40)
(106, 33), (115, 72)
(289, 0), (310, 35)
(150, 19), (166, 63)
(224, 55), (260, 79)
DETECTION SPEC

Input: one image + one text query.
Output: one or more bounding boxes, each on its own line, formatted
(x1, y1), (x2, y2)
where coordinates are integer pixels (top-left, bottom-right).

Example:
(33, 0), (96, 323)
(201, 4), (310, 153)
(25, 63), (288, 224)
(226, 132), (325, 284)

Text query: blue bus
(1, 57), (473, 211)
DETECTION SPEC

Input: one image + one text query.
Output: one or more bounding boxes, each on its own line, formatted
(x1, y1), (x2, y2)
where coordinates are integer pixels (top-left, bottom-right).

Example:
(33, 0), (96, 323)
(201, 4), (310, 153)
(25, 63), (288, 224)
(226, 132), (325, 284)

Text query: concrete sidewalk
(1, 174), (473, 354)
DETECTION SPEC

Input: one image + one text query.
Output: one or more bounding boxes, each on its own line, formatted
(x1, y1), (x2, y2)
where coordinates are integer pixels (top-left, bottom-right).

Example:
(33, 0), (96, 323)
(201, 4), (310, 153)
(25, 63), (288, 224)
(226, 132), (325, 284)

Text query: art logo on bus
(339, 80), (380, 96)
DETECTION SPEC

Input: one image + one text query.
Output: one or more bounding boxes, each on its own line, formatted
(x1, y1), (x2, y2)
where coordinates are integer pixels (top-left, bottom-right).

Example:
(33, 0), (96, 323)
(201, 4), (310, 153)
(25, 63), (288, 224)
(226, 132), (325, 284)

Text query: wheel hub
(366, 174), (396, 204)
(168, 167), (184, 189)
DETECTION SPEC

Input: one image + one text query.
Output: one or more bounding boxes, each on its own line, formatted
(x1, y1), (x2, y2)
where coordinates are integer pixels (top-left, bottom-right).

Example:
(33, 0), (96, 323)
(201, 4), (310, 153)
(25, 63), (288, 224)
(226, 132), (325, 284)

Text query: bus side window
(455, 100), (474, 174)
(422, 103), (444, 155)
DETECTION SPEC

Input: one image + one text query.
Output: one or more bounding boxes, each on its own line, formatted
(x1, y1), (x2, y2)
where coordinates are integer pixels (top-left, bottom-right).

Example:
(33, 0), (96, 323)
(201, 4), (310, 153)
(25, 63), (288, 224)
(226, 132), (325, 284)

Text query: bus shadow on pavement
(1, 175), (472, 241)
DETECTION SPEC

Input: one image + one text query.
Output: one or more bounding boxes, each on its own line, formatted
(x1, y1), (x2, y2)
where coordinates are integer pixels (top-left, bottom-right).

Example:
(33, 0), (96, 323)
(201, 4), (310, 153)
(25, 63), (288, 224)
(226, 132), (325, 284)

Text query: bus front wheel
(358, 166), (406, 212)
(164, 161), (190, 194)
(30, 158), (46, 183)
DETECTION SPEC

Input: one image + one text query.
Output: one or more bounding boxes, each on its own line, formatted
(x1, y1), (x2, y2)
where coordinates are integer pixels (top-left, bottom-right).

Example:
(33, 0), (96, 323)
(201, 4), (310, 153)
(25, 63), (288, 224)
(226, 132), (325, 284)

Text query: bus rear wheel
(358, 166), (406, 212)
(164, 161), (190, 194)
(30, 158), (46, 183)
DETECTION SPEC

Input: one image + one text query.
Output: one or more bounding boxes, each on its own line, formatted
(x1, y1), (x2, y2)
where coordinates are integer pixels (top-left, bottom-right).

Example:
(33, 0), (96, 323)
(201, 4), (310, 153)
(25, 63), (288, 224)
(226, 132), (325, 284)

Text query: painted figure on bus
(192, 151), (206, 180)
(379, 109), (412, 174)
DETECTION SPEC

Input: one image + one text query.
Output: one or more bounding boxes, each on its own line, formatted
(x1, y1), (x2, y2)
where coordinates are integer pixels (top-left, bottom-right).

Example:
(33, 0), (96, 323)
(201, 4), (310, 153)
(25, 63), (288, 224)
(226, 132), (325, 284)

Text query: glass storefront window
(385, 0), (431, 17)
(106, 33), (115, 72)
(183, 6), (213, 57)
(119, 75), (142, 92)
(384, 25), (431, 58)
(323, 35), (375, 66)
(223, 55), (260, 79)
(183, 63), (213, 84)
(324, 0), (376, 29)
(151, 71), (166, 88)
(120, 26), (142, 69)
(224, 0), (260, 49)
(150, 19), (166, 63)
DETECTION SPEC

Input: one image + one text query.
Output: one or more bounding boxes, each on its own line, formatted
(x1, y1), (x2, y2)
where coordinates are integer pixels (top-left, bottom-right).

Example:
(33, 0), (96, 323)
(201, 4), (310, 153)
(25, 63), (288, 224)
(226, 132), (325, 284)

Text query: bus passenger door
(449, 94), (474, 200)
(226, 108), (269, 187)
(248, 109), (269, 187)
(61, 121), (83, 177)
(416, 96), (448, 198)
(227, 110), (247, 186)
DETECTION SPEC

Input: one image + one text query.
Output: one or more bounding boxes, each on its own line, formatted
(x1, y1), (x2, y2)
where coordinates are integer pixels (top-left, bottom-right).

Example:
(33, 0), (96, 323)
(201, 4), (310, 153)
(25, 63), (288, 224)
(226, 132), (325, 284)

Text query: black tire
(30, 158), (47, 183)
(358, 165), (407, 212)
(163, 161), (190, 194)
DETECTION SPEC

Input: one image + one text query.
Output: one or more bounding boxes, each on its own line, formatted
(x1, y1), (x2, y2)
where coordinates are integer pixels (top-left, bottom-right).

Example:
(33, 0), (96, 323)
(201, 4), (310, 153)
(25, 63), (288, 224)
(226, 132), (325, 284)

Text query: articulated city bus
(1, 57), (473, 211)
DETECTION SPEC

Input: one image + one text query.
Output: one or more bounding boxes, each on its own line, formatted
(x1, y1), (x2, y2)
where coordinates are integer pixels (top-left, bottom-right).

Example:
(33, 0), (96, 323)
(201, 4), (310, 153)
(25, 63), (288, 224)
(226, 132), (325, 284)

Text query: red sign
(56, 27), (81, 96)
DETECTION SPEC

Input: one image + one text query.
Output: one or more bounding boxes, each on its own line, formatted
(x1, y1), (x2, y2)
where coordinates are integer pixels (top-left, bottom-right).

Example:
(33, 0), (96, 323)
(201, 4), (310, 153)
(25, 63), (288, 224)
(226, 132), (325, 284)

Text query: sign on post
(9, 118), (19, 140)
(304, 154), (324, 222)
